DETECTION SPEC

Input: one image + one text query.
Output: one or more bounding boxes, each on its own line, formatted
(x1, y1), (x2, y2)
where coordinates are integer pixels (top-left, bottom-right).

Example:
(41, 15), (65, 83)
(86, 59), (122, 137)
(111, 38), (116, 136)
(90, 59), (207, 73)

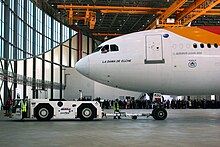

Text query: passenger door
(145, 35), (165, 64)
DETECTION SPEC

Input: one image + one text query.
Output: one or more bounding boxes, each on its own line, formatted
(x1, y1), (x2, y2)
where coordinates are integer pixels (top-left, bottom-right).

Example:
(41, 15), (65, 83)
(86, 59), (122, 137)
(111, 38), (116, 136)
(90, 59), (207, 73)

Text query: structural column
(13, 0), (18, 100)
(50, 19), (54, 99)
(59, 24), (63, 99)
(32, 3), (37, 98)
(69, 29), (72, 67)
(41, 10), (45, 91)
(77, 30), (82, 61)
(3, 0), (10, 103)
(23, 0), (27, 98)
(87, 36), (90, 55)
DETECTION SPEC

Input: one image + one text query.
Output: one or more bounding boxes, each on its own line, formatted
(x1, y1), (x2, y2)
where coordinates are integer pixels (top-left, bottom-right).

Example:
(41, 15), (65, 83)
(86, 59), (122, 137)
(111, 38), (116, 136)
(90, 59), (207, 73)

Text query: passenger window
(110, 45), (119, 52)
(214, 43), (218, 48)
(200, 43), (204, 48)
(101, 45), (109, 53)
(207, 43), (211, 48)
(193, 43), (197, 48)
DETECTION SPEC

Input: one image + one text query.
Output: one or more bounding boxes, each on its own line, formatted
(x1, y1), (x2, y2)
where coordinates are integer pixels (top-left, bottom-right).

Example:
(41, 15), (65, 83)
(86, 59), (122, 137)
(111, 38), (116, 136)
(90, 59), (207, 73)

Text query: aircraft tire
(151, 108), (156, 117)
(132, 116), (137, 120)
(152, 108), (167, 120)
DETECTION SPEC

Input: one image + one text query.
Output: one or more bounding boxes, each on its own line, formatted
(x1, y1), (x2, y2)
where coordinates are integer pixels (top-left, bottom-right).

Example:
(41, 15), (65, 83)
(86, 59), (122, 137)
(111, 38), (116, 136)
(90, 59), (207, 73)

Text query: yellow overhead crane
(62, 4), (96, 29)
(146, 0), (188, 30)
(56, 0), (220, 36)
(146, 0), (220, 29)
(181, 0), (220, 26)
(56, 4), (168, 30)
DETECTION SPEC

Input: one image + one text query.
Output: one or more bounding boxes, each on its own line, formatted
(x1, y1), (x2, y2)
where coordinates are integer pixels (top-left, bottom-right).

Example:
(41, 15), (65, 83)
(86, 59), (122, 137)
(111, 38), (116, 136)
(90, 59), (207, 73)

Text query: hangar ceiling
(41, 0), (220, 41)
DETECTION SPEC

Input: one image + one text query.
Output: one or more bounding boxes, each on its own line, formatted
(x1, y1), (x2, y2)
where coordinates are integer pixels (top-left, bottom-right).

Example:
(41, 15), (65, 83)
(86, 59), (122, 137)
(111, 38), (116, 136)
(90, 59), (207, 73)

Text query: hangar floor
(0, 109), (220, 147)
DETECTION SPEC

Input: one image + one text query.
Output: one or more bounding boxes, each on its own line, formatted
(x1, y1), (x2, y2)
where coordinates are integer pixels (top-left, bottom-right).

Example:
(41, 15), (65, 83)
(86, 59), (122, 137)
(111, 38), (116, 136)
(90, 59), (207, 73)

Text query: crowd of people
(93, 97), (220, 109)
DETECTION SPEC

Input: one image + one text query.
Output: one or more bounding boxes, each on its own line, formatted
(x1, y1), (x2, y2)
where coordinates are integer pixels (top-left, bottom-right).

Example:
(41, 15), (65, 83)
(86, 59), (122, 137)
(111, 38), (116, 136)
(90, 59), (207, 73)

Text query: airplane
(75, 26), (220, 120)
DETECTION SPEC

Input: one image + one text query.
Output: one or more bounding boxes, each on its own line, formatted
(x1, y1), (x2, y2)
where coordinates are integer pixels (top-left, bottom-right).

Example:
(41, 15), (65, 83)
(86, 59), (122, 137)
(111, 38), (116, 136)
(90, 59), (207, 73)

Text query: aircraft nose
(75, 56), (90, 76)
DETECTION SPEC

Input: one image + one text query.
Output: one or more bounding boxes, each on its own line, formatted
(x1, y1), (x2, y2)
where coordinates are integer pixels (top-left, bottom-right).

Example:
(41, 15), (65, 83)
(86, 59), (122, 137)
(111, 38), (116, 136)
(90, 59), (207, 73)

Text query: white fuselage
(76, 28), (220, 95)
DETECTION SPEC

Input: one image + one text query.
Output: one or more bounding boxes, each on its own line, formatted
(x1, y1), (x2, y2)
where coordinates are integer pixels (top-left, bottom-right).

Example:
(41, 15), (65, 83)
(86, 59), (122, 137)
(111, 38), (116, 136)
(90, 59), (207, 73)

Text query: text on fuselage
(102, 59), (132, 64)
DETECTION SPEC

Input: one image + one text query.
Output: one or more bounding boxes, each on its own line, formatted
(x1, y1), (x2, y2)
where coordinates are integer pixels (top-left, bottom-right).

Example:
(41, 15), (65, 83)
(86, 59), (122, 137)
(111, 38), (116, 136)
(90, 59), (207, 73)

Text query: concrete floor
(0, 109), (220, 147)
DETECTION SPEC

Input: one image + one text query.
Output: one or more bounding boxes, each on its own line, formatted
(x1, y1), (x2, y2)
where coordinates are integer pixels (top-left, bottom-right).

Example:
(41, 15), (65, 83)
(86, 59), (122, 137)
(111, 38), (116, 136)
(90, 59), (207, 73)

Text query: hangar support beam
(92, 33), (122, 37)
(99, 7), (220, 15)
(175, 0), (207, 22)
(146, 0), (187, 30)
(57, 5), (165, 11)
(57, 4), (166, 29)
(182, 0), (220, 25)
(100, 10), (164, 15)
(56, 2), (220, 31)
(159, 0), (188, 23)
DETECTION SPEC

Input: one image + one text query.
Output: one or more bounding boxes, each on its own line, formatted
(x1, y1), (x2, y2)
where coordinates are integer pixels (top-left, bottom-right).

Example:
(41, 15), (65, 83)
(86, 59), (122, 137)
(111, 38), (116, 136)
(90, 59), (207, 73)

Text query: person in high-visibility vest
(113, 98), (121, 119)
(21, 97), (28, 119)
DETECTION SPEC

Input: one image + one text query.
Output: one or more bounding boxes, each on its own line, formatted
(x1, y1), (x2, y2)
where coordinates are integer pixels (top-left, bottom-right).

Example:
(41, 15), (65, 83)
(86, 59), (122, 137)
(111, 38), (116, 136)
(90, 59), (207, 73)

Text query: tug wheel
(34, 104), (53, 121)
(77, 104), (96, 121)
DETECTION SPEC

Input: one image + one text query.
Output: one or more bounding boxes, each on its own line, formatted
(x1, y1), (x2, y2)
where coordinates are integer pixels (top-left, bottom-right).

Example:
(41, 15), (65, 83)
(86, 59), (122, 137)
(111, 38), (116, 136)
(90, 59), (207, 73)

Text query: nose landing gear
(151, 108), (167, 120)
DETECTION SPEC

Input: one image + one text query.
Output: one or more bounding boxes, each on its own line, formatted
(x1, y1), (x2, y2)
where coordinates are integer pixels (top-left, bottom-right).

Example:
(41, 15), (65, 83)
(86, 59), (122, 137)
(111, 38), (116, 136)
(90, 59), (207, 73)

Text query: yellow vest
(113, 101), (119, 111)
(22, 101), (27, 112)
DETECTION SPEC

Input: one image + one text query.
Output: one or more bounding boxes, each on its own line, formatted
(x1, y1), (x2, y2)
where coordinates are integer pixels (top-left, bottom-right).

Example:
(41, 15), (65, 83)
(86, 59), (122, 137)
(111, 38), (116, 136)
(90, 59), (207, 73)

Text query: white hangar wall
(64, 68), (141, 100)
(64, 68), (95, 101)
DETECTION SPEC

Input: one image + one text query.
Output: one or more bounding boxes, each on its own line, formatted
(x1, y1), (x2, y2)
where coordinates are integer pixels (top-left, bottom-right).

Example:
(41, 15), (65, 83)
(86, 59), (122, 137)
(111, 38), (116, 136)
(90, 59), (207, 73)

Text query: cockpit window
(110, 44), (119, 52)
(94, 46), (103, 52)
(101, 45), (109, 53)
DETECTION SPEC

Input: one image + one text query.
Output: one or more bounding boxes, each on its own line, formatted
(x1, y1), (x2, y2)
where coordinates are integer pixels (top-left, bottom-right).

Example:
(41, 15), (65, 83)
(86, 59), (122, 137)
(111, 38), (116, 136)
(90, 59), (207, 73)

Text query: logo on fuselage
(188, 60), (197, 68)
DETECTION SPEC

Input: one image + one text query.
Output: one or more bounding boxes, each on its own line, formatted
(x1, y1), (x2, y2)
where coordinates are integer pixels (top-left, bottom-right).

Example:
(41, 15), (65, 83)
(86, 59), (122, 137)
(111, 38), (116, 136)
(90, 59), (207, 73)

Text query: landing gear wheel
(35, 105), (53, 121)
(78, 105), (96, 121)
(151, 108), (156, 117)
(152, 108), (167, 120)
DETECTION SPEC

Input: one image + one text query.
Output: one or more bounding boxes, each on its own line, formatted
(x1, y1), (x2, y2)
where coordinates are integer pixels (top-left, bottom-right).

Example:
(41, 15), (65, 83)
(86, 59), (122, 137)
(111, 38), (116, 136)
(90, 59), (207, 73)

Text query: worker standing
(21, 97), (28, 120)
(8, 98), (13, 118)
(5, 98), (13, 117)
(113, 98), (121, 119)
